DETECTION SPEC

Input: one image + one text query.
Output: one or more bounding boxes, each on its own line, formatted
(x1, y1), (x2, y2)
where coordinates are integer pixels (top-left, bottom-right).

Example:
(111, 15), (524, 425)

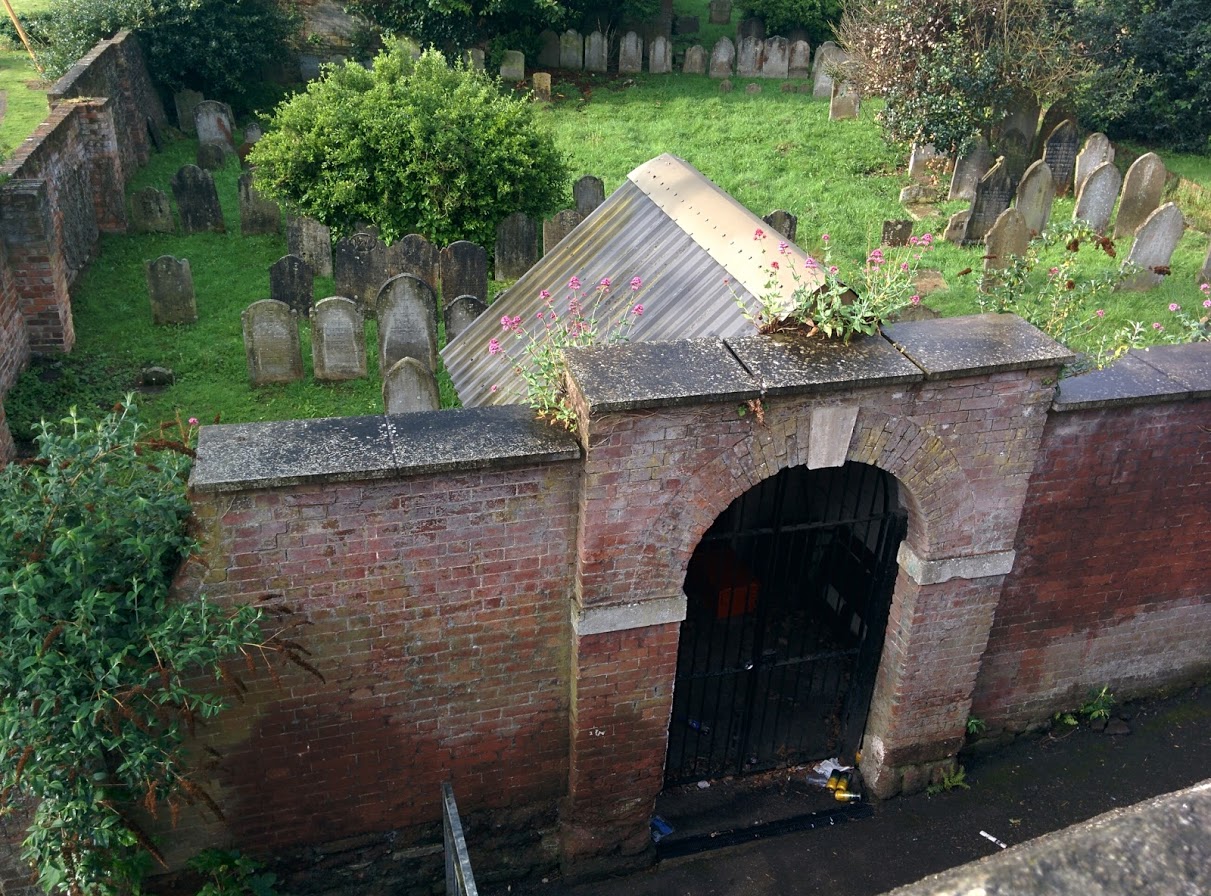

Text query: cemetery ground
(6, 65), (1211, 446)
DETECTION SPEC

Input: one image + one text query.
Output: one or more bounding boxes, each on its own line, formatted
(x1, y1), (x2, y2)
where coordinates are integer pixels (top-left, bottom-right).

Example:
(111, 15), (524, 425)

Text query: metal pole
(0, 0), (44, 76)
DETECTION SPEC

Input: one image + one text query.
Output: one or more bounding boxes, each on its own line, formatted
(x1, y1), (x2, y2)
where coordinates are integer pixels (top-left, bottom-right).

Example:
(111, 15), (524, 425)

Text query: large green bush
(248, 46), (568, 248)
(741, 0), (842, 46)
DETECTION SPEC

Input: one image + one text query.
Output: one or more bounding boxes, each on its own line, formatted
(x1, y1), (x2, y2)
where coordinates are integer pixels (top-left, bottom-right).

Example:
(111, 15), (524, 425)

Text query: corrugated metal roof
(442, 154), (822, 408)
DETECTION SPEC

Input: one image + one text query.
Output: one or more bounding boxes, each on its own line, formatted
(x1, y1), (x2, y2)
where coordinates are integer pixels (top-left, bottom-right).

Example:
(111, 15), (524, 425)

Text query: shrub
(740, 0), (843, 46)
(248, 45), (568, 248)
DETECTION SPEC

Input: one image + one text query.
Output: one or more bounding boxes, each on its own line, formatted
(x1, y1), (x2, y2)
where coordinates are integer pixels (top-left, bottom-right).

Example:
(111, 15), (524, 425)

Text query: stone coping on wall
(1052, 343), (1211, 411)
(189, 404), (582, 493)
(882, 312), (1074, 380)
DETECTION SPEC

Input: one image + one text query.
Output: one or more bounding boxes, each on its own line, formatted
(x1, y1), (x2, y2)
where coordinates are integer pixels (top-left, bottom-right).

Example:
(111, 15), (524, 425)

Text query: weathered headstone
(881, 219), (913, 247)
(709, 38), (735, 78)
(543, 209), (584, 254)
(585, 30), (608, 73)
(763, 210), (798, 243)
(269, 254), (314, 314)
(170, 165), (225, 234)
(377, 273), (439, 372)
(996, 91), (1040, 150)
(538, 31), (560, 68)
(1014, 160), (1055, 237)
(1074, 133), (1114, 199)
(287, 217), (333, 278)
(761, 37), (789, 79)
(495, 212), (539, 280)
(499, 51), (525, 82)
(1042, 120), (1079, 196)
(1073, 161), (1122, 234)
(736, 35), (761, 78)
(908, 143), (943, 184)
(243, 121), (264, 144)
(1121, 202), (1184, 290)
(708, 0), (732, 25)
(445, 295), (488, 342)
(619, 31), (643, 74)
(736, 17), (764, 41)
(532, 72), (551, 103)
(196, 142), (227, 171)
(949, 136), (994, 201)
(193, 100), (236, 155)
(389, 234), (440, 292)
(1114, 152), (1167, 240)
(944, 209), (971, 244)
(311, 297), (367, 382)
(649, 35), (672, 74)
(439, 241), (488, 304)
(813, 42), (847, 98)
(238, 172), (281, 236)
(174, 89), (204, 136)
(788, 40), (811, 79)
(383, 358), (440, 414)
(242, 300), (303, 385)
(145, 256), (197, 325)
(1033, 101), (1074, 160)
(683, 45), (706, 75)
(560, 29), (584, 70)
(963, 158), (1014, 245)
(334, 232), (389, 310)
(996, 128), (1031, 190)
(828, 80), (859, 121)
(130, 188), (174, 234)
(573, 175), (606, 217)
(983, 208), (1030, 289)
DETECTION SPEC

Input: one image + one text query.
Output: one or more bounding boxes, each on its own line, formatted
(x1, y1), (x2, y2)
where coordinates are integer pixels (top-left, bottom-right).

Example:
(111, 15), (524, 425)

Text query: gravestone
(194, 100), (236, 155)
(737, 35), (761, 78)
(383, 358), (440, 414)
(736, 17), (764, 41)
(788, 40), (811, 79)
(311, 297), (367, 382)
(464, 49), (485, 71)
(574, 175), (606, 217)
(649, 35), (672, 74)
(287, 217), (333, 278)
(949, 136), (994, 201)
(243, 122), (264, 144)
(170, 165), (225, 234)
(440, 241), (488, 304)
(619, 32), (643, 74)
(761, 37), (789, 79)
(499, 51), (525, 82)
(908, 143), (942, 184)
(145, 256), (197, 325)
(1042, 120), (1079, 196)
(377, 274), (439, 372)
(544, 209), (584, 254)
(130, 188), (174, 234)
(560, 29), (584, 70)
(944, 209), (971, 244)
(538, 31), (560, 68)
(1199, 241), (1211, 288)
(881, 219), (913, 247)
(389, 234), (440, 292)
(585, 30), (608, 73)
(1014, 160), (1055, 237)
(996, 128), (1031, 190)
(708, 0), (732, 25)
(710, 38), (735, 78)
(983, 208), (1030, 289)
(495, 212), (539, 280)
(334, 232), (389, 310)
(1074, 133), (1114, 199)
(828, 80), (859, 120)
(1033, 101), (1074, 160)
(1073, 161), (1122, 234)
(242, 300), (303, 385)
(532, 72), (552, 103)
(683, 45), (706, 75)
(445, 295), (488, 342)
(996, 92), (1040, 150)
(238, 172), (281, 236)
(1121, 203), (1184, 290)
(813, 42), (847, 98)
(196, 142), (227, 171)
(1114, 152), (1167, 239)
(763, 210), (798, 243)
(269, 254), (314, 314)
(174, 89), (203, 135)
(719, 79), (734, 93)
(963, 158), (1014, 245)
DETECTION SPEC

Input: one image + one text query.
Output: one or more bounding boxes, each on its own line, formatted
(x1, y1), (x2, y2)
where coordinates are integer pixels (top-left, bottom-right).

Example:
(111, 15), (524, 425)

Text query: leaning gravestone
(377, 274), (439, 373)
(983, 208), (1030, 289)
(238, 172), (281, 236)
(649, 35), (672, 74)
(737, 35), (761, 78)
(813, 42), (847, 98)
(538, 30), (560, 68)
(788, 40), (811, 79)
(1121, 202), (1184, 291)
(996, 128), (1031, 190)
(828, 80), (859, 121)
(949, 136), (994, 201)
(763, 210), (798, 243)
(196, 142), (227, 171)
(287, 217), (333, 278)
(1114, 152), (1167, 240)
(560, 29), (584, 70)
(495, 212), (539, 280)
(1033, 101), (1074, 161)
(881, 219), (913, 247)
(499, 51), (525, 82)
(1042, 120), (1079, 196)
(963, 158), (1014, 245)
(445, 295), (488, 342)
(334, 232), (389, 311)
(619, 32), (643, 74)
(311, 297), (366, 382)
(708, 0), (732, 25)
(170, 165), (225, 234)
(145, 256), (197, 325)
(242, 300), (303, 385)
(1074, 133), (1114, 199)
(944, 209), (971, 245)
(174, 89), (204, 135)
(389, 234), (440, 292)
(440, 241), (488, 304)
(761, 37), (789, 79)
(585, 30), (608, 73)
(683, 45), (706, 75)
(130, 188), (174, 234)
(1014, 160), (1055, 237)
(574, 175), (606, 217)
(194, 100), (236, 155)
(709, 37), (735, 78)
(383, 358), (441, 414)
(269, 254), (314, 314)
(1073, 161), (1122, 234)
(543, 209), (584, 254)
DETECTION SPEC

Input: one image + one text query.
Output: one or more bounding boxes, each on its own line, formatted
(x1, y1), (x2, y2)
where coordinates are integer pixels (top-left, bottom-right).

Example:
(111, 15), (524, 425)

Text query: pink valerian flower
(1201, 282), (1210, 294)
(599, 277), (611, 289)
(1169, 303), (1180, 312)
(488, 338), (502, 355)
(1096, 309), (1106, 318)
(631, 304), (644, 316)
(828, 265), (839, 275)
(568, 276), (581, 290)
(630, 276), (643, 291)
(539, 289), (551, 301)
(490, 384), (499, 393)
(778, 241), (789, 254)
(771, 261), (780, 270)
(1204, 298), (1211, 309)
(1048, 267), (1060, 277)
(910, 295), (921, 306)
(804, 257), (819, 270)
(821, 233), (830, 243)
(900, 262), (909, 272)
(188, 417), (199, 426)
(867, 249), (885, 265)
(753, 228), (765, 240)
(1152, 322), (1164, 331)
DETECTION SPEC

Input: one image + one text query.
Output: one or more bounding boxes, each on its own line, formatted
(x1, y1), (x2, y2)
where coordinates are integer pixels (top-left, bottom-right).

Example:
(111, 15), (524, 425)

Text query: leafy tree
(248, 46), (568, 248)
(740, 0), (843, 47)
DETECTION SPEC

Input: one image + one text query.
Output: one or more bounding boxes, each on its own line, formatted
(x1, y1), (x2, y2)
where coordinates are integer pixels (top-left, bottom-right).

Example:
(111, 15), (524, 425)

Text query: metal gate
(665, 462), (906, 785)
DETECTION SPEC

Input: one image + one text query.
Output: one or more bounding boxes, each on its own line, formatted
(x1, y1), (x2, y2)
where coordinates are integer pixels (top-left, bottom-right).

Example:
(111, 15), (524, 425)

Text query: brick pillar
(78, 99), (128, 233)
(0, 179), (74, 353)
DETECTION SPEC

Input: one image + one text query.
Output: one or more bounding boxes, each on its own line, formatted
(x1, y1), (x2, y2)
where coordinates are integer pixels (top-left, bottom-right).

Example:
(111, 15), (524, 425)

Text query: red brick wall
(972, 399), (1211, 728)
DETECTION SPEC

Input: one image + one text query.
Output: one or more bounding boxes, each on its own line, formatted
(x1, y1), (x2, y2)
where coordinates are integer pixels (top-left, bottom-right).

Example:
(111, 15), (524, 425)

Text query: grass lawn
(0, 0), (52, 156)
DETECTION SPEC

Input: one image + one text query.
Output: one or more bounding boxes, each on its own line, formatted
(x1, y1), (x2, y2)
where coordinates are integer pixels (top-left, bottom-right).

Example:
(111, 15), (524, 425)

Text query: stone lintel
(1053, 344), (1211, 410)
(884, 313), (1074, 380)
(897, 542), (1016, 585)
(727, 330), (923, 395)
(571, 595), (687, 636)
(807, 404), (859, 469)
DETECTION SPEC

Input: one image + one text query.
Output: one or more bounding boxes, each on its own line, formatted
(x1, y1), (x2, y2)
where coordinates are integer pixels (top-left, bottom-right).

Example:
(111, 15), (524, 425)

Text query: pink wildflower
(753, 228), (765, 240)
(1169, 303), (1180, 312)
(771, 261), (780, 270)
(920, 233), (934, 246)
(1201, 282), (1210, 294)
(630, 276), (643, 291)
(804, 257), (819, 270)
(900, 262), (909, 272)
(778, 241), (789, 254)
(1152, 322), (1163, 331)
(500, 314), (511, 329)
(631, 304), (644, 316)
(539, 289), (551, 301)
(821, 233), (830, 242)
(1096, 309), (1105, 318)
(867, 249), (884, 264)
(910, 294), (921, 306)
(1204, 298), (1211, 309)
(568, 276), (581, 290)
(1049, 267), (1060, 277)
(488, 338), (502, 355)
(829, 265), (839, 275)
(600, 277), (611, 289)
(490, 384), (499, 393)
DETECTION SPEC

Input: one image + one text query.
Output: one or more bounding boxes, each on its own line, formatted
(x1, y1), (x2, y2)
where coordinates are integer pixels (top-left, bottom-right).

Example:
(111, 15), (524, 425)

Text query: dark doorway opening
(665, 462), (906, 786)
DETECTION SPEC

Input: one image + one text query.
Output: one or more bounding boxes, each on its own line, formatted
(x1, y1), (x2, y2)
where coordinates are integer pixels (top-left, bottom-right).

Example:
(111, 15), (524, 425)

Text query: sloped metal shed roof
(442, 154), (822, 408)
